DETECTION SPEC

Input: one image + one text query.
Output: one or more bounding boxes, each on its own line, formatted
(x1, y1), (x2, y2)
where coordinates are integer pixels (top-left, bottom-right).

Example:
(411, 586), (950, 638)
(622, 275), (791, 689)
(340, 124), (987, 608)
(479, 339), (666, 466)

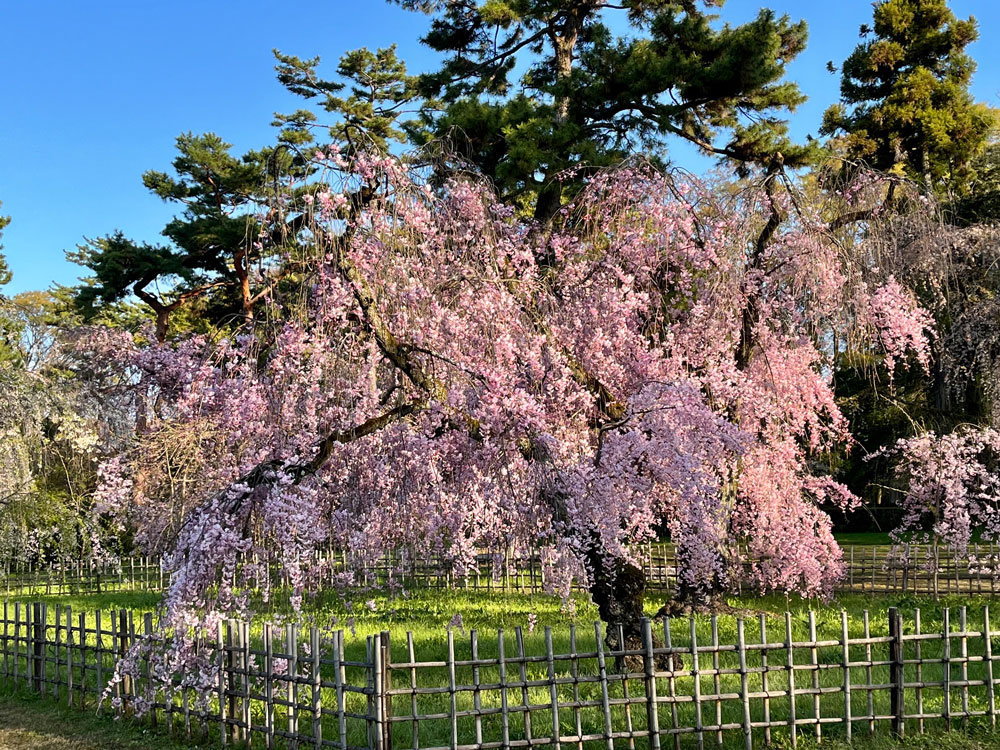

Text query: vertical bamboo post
(209, 618), (220, 744)
(888, 607), (904, 737)
(960, 607), (970, 728)
(407, 631), (420, 749)
(225, 620), (237, 743)
(863, 610), (874, 735)
(447, 628), (458, 750)
(594, 623), (614, 750)
(77, 612), (86, 710)
(311, 626), (322, 750)
(759, 614), (771, 747)
(915, 609), (924, 734)
(379, 630), (392, 750)
(95, 610), (104, 708)
(3, 600), (9, 680)
(545, 627), (560, 747)
(240, 620), (251, 741)
(710, 615), (722, 746)
(263, 623), (274, 749)
(933, 544), (941, 601)
(808, 611), (821, 740)
(369, 636), (381, 750)
(66, 606), (74, 708)
(110, 608), (121, 709)
(691, 616), (704, 750)
(737, 618), (751, 750)
(53, 603), (61, 701)
(841, 610), (852, 743)
(975, 544), (982, 594)
(515, 627), (533, 744)
(31, 602), (44, 693)
(288, 623), (300, 741)
(986, 606), (996, 728)
(499, 628), (512, 749)
(334, 631), (348, 750)
(662, 620), (680, 750)
(118, 609), (131, 711)
(615, 624), (636, 748)
(871, 547), (877, 592)
(128, 612), (137, 715)
(13, 602), (19, 685)
(642, 618), (660, 750)
(944, 607), (952, 729)
(785, 612), (797, 749)
(958, 605), (969, 729)
(570, 625), (584, 750)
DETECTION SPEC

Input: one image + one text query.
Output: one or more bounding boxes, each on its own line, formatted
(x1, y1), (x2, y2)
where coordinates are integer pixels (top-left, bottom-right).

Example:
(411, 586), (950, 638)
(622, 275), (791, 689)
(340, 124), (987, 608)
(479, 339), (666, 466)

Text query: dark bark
(585, 539), (647, 642)
(736, 171), (783, 371)
(584, 536), (681, 670)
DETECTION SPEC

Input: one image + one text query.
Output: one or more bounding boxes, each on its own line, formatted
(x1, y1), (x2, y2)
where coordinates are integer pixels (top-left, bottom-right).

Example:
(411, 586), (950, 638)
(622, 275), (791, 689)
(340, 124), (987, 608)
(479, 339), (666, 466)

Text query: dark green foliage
(822, 0), (995, 194)
(397, 0), (820, 222)
(950, 141), (1000, 224)
(70, 233), (195, 314)
(833, 352), (930, 522)
(273, 45), (417, 153)
(69, 133), (293, 340)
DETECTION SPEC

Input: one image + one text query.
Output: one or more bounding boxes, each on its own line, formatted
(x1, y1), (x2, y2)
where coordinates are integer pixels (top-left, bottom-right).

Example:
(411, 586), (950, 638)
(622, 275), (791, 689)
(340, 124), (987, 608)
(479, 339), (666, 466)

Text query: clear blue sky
(2, 1), (998, 294)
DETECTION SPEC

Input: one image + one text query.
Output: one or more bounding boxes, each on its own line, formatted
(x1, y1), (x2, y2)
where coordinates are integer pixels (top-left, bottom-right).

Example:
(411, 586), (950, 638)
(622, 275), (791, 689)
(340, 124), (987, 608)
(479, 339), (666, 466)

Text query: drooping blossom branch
(92, 154), (934, 640)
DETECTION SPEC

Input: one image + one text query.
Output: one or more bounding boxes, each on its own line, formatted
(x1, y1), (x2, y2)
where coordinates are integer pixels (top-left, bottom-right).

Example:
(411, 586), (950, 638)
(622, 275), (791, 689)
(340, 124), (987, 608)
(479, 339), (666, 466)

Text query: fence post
(368, 636), (381, 750)
(32, 602), (44, 693)
(311, 626), (323, 750)
(985, 606), (996, 727)
(225, 620), (239, 743)
(641, 618), (661, 749)
(379, 630), (393, 750)
(736, 618), (751, 750)
(118, 609), (132, 711)
(888, 607), (905, 737)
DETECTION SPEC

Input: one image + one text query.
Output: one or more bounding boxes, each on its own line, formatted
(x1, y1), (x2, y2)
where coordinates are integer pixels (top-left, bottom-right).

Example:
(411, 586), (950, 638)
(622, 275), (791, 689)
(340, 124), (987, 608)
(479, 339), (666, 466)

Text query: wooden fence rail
(6, 543), (1000, 599)
(4, 602), (1000, 748)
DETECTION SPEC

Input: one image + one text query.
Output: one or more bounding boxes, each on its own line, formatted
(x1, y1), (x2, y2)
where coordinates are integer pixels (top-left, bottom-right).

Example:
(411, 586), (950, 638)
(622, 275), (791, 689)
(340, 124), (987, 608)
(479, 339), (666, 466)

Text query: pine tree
(398, 0), (820, 224)
(71, 48), (418, 339)
(70, 133), (291, 341)
(822, 0), (995, 194)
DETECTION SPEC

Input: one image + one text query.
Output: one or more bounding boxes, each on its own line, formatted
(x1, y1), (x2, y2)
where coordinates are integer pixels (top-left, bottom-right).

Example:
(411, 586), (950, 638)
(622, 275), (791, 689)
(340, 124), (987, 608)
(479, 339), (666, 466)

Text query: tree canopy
(822, 0), (995, 193)
(399, 0), (819, 223)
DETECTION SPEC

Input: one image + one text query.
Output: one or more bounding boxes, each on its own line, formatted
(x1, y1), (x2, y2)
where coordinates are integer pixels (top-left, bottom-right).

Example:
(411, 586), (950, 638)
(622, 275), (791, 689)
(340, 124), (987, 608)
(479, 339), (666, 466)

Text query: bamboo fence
(5, 601), (1000, 748)
(6, 543), (1000, 599)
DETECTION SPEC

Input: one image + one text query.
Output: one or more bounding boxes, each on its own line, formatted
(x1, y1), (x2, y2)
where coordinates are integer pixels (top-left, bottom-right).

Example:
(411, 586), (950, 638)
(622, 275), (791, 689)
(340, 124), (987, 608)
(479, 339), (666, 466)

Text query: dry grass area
(0, 692), (204, 749)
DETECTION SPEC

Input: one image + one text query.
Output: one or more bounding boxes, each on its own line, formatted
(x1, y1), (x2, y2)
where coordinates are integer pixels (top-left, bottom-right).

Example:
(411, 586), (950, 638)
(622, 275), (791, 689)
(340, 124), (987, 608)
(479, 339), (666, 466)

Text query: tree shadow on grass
(0, 693), (204, 750)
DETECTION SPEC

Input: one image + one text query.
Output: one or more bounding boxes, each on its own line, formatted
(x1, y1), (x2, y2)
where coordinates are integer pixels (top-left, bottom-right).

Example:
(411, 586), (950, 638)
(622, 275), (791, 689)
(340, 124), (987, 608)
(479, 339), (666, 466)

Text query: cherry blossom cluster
(880, 427), (1000, 554)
